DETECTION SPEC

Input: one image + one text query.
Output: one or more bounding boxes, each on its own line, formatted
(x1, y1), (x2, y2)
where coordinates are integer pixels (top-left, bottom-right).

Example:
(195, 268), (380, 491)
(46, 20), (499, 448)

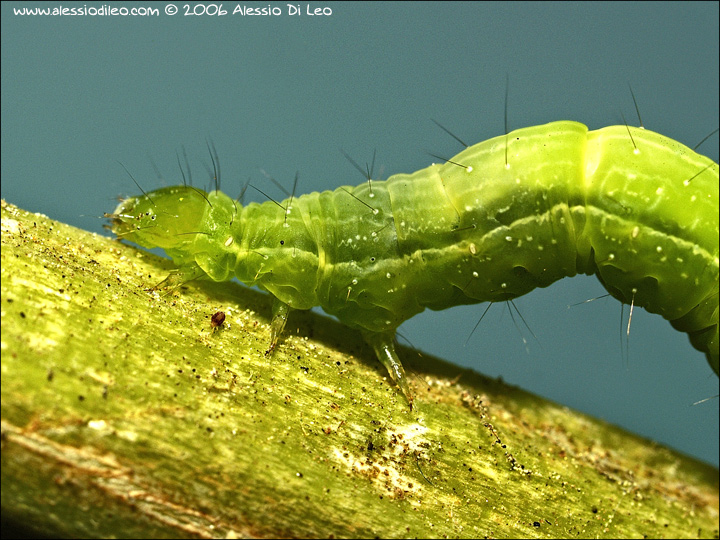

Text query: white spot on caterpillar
(224, 236), (234, 247)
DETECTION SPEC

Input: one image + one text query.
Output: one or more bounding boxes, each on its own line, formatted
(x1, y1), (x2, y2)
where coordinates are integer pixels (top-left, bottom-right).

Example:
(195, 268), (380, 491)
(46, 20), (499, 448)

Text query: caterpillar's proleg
(362, 330), (414, 410)
(267, 299), (291, 356)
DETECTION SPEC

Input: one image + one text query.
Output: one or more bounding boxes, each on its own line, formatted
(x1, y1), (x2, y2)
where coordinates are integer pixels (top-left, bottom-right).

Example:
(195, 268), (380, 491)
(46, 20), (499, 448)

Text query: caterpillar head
(107, 186), (230, 251)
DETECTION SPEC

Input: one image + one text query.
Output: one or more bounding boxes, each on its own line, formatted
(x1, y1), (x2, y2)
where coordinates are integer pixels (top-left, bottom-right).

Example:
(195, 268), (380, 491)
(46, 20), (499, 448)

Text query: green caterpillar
(107, 121), (720, 408)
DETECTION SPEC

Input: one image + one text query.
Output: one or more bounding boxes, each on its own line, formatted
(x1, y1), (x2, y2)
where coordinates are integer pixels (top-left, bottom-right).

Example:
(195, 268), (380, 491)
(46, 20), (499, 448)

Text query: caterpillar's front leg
(361, 329), (414, 410)
(266, 298), (292, 356)
(150, 265), (207, 292)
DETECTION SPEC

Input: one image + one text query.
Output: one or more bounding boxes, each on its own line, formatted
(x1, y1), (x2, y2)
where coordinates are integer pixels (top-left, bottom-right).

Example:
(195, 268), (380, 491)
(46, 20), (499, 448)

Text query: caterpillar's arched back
(107, 121), (719, 408)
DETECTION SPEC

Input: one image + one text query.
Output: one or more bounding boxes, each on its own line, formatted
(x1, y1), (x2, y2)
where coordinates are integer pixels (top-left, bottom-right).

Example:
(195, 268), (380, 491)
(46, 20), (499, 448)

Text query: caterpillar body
(108, 121), (719, 408)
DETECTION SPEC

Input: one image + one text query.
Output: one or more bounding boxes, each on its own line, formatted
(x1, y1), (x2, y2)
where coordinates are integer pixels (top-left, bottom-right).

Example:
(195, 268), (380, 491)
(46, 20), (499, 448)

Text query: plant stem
(2, 200), (718, 538)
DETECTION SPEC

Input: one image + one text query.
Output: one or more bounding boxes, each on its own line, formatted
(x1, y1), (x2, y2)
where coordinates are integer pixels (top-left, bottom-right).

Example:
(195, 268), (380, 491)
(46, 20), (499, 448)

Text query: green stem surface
(2, 200), (718, 538)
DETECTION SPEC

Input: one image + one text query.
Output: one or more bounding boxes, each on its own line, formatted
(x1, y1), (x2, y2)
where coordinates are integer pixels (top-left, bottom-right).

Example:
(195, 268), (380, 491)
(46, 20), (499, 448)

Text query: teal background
(2, 2), (718, 466)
